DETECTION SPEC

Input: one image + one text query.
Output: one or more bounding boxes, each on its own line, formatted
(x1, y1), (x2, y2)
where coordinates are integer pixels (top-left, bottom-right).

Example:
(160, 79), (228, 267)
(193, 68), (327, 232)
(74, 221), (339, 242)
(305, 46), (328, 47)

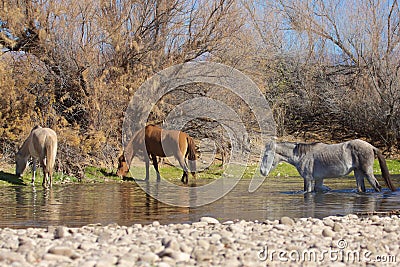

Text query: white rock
(200, 217), (220, 225)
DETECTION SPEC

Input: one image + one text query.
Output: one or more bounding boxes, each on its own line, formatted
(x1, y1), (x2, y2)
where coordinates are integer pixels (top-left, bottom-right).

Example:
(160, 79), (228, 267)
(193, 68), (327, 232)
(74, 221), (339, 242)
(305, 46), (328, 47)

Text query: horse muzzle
(260, 165), (268, 176)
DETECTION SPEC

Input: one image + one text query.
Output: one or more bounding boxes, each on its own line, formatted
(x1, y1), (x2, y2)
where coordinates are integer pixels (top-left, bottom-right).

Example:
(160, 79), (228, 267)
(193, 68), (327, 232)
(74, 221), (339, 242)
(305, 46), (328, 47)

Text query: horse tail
(44, 134), (57, 187)
(374, 148), (396, 191)
(187, 136), (197, 176)
(45, 135), (57, 174)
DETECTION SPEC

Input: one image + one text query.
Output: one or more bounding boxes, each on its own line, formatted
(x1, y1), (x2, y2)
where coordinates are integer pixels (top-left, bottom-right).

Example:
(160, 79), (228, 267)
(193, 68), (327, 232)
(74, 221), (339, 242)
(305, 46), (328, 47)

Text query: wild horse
(117, 125), (197, 184)
(260, 139), (396, 193)
(16, 126), (58, 188)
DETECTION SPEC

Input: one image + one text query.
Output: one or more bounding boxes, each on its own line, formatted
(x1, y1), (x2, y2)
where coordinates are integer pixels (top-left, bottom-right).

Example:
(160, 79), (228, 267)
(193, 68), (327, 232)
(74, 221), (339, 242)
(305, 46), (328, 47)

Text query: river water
(0, 176), (399, 228)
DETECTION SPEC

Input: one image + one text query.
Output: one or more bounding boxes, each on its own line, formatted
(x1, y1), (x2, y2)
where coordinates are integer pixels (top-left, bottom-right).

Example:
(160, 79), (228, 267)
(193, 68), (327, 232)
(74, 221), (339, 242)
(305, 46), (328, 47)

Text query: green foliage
(83, 166), (120, 183)
(266, 163), (299, 177)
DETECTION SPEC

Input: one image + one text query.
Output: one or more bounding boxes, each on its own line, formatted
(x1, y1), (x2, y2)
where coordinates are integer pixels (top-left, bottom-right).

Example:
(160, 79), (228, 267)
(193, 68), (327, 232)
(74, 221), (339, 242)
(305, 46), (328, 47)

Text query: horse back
(30, 128), (57, 158)
(145, 125), (189, 157)
(144, 125), (165, 157)
(346, 139), (375, 166)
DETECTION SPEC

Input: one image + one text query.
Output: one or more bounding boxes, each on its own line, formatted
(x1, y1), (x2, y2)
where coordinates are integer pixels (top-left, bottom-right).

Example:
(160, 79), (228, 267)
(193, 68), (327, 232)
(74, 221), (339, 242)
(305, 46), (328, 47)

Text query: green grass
(127, 162), (226, 181)
(0, 165), (119, 186)
(374, 159), (400, 175)
(1, 159), (400, 186)
(83, 166), (120, 183)
(267, 162), (299, 177)
(262, 159), (400, 178)
(259, 159), (400, 178)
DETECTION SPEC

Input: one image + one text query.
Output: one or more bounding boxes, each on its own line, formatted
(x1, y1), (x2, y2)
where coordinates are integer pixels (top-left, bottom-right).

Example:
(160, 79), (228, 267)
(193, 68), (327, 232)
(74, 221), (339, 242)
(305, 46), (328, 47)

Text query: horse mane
(293, 142), (321, 156)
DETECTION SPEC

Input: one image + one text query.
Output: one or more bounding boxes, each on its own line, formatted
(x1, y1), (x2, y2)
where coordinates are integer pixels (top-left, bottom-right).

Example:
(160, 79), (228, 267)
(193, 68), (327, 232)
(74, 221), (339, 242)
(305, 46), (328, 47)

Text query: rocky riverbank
(0, 215), (398, 266)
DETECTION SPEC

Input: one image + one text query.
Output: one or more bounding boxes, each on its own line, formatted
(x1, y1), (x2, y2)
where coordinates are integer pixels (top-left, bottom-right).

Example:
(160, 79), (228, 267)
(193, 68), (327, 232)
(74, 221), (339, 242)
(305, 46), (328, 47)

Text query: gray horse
(16, 126), (58, 188)
(260, 139), (396, 193)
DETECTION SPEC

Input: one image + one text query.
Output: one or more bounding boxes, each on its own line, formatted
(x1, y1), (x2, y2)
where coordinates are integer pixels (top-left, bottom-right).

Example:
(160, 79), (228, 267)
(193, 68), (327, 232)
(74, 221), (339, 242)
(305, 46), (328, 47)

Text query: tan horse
(16, 126), (58, 188)
(117, 125), (197, 184)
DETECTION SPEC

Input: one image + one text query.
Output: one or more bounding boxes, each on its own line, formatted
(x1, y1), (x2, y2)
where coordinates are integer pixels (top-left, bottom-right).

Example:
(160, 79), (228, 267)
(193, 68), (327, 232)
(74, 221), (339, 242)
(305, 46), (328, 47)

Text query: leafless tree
(244, 0), (400, 150)
(0, 0), (246, 169)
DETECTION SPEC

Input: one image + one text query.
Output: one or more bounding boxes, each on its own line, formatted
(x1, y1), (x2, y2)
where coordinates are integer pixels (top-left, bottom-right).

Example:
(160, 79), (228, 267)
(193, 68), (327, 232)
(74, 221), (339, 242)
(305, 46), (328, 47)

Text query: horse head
(260, 140), (277, 176)
(116, 154), (129, 178)
(15, 152), (28, 177)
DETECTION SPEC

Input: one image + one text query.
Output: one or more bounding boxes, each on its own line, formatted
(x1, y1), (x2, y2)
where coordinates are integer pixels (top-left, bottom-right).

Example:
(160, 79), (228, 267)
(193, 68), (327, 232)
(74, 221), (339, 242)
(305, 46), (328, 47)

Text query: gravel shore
(0, 214), (398, 266)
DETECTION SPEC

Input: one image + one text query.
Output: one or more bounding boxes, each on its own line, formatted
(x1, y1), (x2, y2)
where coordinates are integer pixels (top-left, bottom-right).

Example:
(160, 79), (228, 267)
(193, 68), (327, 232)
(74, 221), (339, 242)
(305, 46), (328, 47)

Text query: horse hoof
(315, 185), (331, 193)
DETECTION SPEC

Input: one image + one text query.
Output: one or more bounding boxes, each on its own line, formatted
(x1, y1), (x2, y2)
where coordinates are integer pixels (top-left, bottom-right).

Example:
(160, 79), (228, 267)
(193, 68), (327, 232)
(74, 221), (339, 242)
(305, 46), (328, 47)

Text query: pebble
(162, 237), (180, 250)
(280, 216), (295, 226)
(158, 262), (171, 267)
(0, 215), (398, 266)
(200, 217), (220, 225)
(321, 227), (335, 237)
(48, 246), (79, 259)
(371, 215), (380, 222)
(139, 251), (158, 263)
(332, 222), (344, 232)
(323, 218), (335, 227)
(54, 226), (71, 239)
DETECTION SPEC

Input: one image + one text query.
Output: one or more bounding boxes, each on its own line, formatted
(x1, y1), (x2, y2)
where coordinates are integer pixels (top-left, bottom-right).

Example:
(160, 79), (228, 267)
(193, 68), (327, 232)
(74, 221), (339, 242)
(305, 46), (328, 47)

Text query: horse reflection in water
(15, 126), (58, 188)
(12, 186), (60, 226)
(117, 125), (197, 184)
(302, 189), (396, 218)
(260, 139), (396, 193)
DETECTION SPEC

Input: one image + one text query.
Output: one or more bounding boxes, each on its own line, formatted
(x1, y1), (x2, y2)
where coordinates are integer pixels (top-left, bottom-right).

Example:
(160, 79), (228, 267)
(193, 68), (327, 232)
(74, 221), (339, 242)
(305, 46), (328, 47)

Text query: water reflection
(0, 177), (399, 228)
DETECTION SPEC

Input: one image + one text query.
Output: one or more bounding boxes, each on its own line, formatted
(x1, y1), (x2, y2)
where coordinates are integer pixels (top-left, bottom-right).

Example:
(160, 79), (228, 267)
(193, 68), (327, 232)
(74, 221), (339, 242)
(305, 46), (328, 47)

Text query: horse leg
(151, 155), (161, 182)
(181, 172), (188, 184)
(315, 178), (330, 192)
(43, 172), (49, 188)
(354, 169), (366, 192)
(40, 158), (48, 188)
(303, 177), (314, 193)
(364, 171), (382, 192)
(145, 158), (150, 181)
(31, 158), (37, 185)
(176, 154), (189, 184)
(48, 166), (53, 188)
(48, 172), (52, 188)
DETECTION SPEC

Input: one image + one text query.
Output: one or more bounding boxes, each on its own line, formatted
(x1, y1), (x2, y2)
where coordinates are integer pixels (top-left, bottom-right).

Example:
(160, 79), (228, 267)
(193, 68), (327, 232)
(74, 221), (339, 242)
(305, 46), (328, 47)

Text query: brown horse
(15, 126), (58, 188)
(117, 125), (197, 184)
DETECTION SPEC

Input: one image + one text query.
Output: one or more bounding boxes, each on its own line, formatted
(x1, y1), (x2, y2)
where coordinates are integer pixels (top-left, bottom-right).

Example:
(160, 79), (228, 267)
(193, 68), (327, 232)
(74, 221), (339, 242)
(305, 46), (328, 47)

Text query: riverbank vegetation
(1, 159), (400, 187)
(1, 0), (400, 180)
